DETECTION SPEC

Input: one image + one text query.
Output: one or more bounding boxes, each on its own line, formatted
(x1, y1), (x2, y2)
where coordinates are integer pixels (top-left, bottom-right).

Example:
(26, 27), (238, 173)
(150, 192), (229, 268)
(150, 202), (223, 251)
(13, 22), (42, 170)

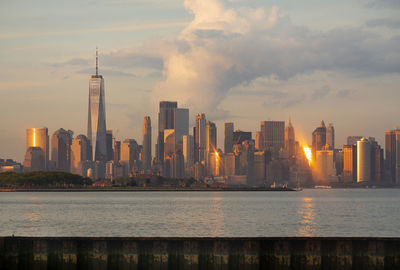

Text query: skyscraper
(206, 121), (217, 173)
(343, 145), (357, 182)
(260, 121), (285, 152)
(385, 129), (400, 183)
(23, 147), (45, 172)
(183, 135), (194, 168)
(157, 101), (177, 164)
(120, 139), (139, 175)
(314, 147), (336, 183)
(113, 140), (121, 162)
(347, 136), (363, 146)
(233, 131), (252, 145)
(142, 116), (152, 171)
(284, 119), (295, 158)
(224, 122), (234, 154)
(51, 128), (73, 172)
(26, 127), (49, 169)
(255, 131), (263, 151)
(194, 113), (206, 163)
(370, 139), (384, 182)
(206, 121), (217, 155)
(357, 138), (371, 182)
(174, 108), (189, 151)
(326, 124), (335, 150)
(70, 135), (92, 175)
(87, 48), (107, 162)
(106, 130), (113, 161)
(163, 129), (175, 158)
(312, 121), (326, 160)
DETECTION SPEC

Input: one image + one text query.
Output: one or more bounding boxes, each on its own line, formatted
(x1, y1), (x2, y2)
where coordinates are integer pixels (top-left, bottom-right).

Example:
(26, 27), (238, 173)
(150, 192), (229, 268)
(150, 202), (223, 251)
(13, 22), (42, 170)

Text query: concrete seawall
(1, 237), (400, 269)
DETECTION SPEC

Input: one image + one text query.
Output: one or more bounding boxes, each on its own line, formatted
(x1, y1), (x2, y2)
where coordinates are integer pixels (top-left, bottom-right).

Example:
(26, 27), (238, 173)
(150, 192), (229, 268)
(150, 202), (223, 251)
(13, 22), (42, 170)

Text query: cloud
(282, 96), (306, 108)
(0, 21), (188, 40)
(364, 0), (400, 8)
(366, 18), (400, 29)
(336, 89), (355, 98)
(49, 58), (90, 67)
(231, 89), (287, 98)
(102, 49), (163, 70)
(77, 68), (136, 77)
(312, 86), (330, 101)
(261, 93), (305, 108)
(148, 0), (400, 116)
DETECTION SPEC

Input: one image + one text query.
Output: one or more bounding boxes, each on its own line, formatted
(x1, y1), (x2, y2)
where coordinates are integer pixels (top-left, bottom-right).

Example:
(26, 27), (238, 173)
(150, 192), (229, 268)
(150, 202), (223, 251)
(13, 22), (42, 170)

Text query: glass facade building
(87, 51), (107, 162)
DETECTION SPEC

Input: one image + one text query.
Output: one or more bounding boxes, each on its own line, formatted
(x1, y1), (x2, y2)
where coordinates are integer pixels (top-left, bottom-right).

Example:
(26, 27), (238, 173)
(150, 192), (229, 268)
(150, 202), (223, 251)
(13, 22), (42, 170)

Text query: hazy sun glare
(303, 146), (312, 165)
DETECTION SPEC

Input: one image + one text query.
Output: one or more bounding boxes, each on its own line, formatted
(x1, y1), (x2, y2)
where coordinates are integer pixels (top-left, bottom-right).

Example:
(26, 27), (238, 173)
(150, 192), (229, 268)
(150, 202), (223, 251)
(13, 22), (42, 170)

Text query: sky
(0, 0), (399, 162)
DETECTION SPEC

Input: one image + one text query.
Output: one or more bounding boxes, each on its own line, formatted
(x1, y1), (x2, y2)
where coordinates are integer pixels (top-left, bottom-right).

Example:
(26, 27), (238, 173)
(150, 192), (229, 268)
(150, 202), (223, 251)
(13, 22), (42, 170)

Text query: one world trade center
(87, 48), (107, 161)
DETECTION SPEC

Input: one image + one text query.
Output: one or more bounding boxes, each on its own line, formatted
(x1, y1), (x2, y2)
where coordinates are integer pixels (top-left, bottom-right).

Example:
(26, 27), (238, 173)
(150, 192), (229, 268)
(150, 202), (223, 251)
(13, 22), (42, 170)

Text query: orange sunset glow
(303, 145), (312, 166)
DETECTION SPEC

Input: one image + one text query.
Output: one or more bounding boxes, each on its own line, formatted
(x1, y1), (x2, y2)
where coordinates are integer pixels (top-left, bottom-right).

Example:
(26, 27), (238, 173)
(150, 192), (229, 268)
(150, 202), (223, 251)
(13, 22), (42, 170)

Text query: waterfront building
(120, 139), (139, 175)
(326, 124), (335, 150)
(208, 149), (223, 177)
(156, 101), (177, 165)
(385, 129), (400, 183)
(51, 128), (73, 172)
(105, 161), (124, 179)
(113, 140), (121, 163)
(233, 140), (254, 183)
(87, 48), (107, 161)
(312, 121), (326, 161)
(370, 139), (384, 182)
(343, 145), (357, 182)
(142, 116), (152, 171)
(164, 129), (176, 158)
(23, 147), (45, 172)
(255, 131), (263, 151)
(171, 150), (185, 179)
(106, 130), (113, 161)
(223, 153), (237, 177)
(26, 127), (49, 169)
(314, 146), (336, 183)
(206, 121), (217, 173)
(224, 122), (234, 154)
(174, 108), (189, 151)
(284, 119), (295, 158)
(206, 121), (217, 154)
(194, 161), (205, 180)
(183, 135), (194, 168)
(94, 161), (106, 180)
(266, 159), (289, 185)
(334, 149), (344, 176)
(70, 135), (92, 176)
(253, 151), (269, 185)
(0, 159), (23, 173)
(357, 138), (371, 182)
(260, 121), (285, 153)
(233, 130), (252, 145)
(194, 113), (207, 163)
(347, 136), (363, 146)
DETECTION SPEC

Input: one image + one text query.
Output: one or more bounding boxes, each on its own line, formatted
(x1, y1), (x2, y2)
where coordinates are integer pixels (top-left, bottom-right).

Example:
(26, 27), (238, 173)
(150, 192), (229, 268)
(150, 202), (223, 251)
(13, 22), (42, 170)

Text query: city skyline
(1, 0), (400, 161)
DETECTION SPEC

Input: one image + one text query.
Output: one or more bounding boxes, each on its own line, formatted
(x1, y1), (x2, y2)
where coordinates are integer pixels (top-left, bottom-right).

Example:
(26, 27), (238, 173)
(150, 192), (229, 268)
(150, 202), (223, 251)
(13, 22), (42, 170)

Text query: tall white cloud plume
(151, 0), (399, 116)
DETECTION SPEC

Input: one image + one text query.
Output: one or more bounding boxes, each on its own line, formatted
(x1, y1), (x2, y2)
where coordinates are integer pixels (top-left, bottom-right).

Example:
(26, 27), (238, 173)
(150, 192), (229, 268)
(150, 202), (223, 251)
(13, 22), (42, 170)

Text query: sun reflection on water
(23, 196), (43, 234)
(210, 194), (225, 236)
(296, 197), (316, 236)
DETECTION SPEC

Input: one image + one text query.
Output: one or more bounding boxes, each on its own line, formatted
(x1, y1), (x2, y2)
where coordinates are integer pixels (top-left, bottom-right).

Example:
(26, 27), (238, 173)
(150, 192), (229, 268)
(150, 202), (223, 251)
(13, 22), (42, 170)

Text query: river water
(1, 189), (399, 237)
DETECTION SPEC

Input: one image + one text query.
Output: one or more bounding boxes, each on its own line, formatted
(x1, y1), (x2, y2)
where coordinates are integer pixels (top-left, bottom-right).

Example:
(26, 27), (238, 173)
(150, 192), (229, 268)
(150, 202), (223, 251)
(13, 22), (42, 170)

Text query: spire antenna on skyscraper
(96, 47), (98, 76)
